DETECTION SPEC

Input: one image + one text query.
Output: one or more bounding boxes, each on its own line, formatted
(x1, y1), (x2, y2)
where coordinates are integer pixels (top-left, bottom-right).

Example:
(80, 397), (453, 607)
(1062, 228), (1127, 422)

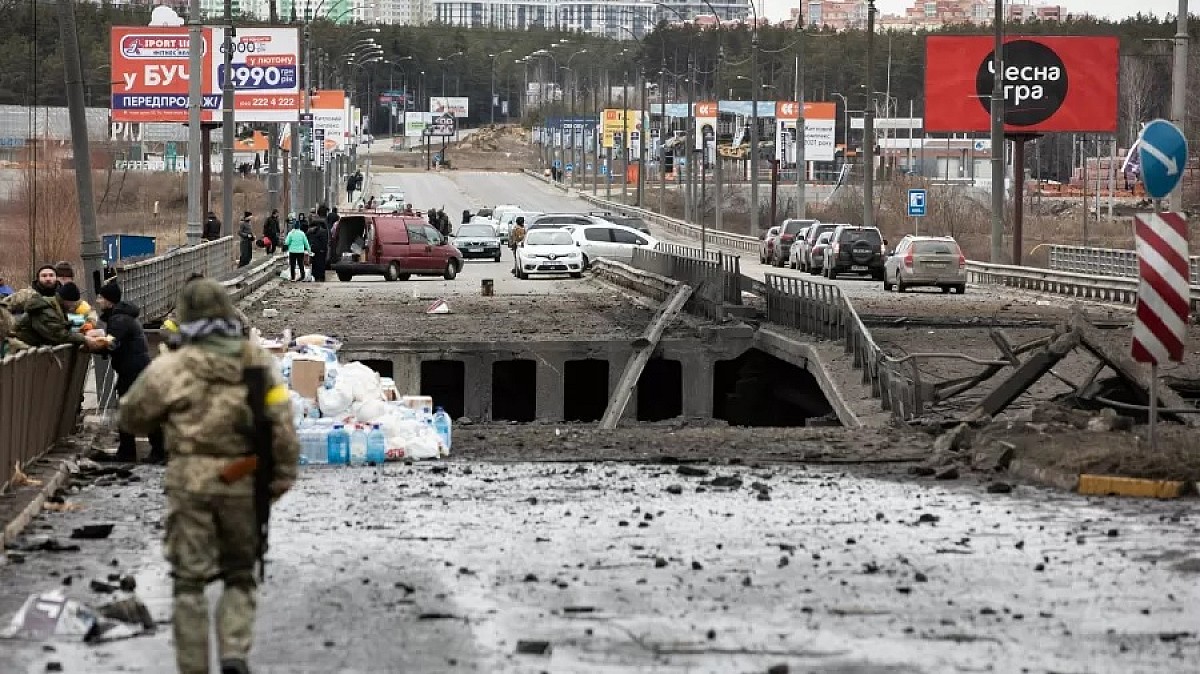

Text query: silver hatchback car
(883, 235), (967, 293)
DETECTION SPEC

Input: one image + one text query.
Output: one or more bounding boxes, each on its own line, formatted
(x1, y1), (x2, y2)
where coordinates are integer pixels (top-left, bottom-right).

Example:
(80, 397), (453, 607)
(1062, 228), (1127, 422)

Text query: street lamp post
(1170, 0), (1189, 212)
(749, 1), (761, 232)
(795, 10), (807, 219)
(863, 0), (876, 229)
(489, 50), (513, 125)
(990, 0), (1005, 262)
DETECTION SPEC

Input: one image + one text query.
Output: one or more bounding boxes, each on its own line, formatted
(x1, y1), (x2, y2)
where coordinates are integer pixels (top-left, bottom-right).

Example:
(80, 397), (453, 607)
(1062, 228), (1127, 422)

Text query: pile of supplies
(259, 331), (452, 465)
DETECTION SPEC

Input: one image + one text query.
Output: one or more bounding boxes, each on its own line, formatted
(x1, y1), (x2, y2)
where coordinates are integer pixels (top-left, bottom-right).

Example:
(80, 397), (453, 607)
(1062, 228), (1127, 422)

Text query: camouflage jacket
(0, 306), (29, 358)
(13, 295), (85, 347)
(119, 338), (298, 496)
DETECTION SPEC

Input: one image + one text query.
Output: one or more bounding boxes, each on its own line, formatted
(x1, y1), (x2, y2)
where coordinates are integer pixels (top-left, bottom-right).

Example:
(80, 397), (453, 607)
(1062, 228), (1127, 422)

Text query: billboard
(695, 101), (717, 152)
(924, 35), (1118, 133)
(111, 26), (301, 123)
(306, 90), (347, 151)
(429, 96), (469, 118)
(602, 108), (640, 149)
(775, 101), (837, 163)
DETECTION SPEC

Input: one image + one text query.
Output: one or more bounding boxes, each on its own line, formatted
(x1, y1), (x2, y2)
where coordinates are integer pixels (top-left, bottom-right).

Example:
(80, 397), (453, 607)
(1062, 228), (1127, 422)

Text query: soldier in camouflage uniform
(119, 278), (299, 674)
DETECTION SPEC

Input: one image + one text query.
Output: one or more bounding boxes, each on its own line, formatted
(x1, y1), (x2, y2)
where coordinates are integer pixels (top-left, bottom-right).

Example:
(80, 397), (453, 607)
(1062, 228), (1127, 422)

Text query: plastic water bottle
(327, 424), (350, 466)
(307, 426), (328, 465)
(366, 424), (387, 466)
(432, 407), (453, 453)
(307, 403), (321, 420)
(349, 425), (368, 466)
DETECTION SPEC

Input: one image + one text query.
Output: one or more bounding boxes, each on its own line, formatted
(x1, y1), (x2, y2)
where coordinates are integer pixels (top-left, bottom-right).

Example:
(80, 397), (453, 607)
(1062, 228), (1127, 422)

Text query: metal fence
(630, 247), (739, 320)
(654, 242), (743, 306)
(760, 274), (923, 419)
(1048, 244), (1200, 286)
(112, 236), (235, 323)
(0, 346), (89, 491)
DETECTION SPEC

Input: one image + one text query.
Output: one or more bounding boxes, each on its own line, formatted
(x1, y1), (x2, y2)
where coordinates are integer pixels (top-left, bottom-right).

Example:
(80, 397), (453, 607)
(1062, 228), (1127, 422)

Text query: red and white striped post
(1131, 211), (1191, 450)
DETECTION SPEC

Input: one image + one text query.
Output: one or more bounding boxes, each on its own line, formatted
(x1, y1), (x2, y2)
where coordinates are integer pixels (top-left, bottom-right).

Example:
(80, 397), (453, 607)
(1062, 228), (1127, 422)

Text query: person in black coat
(202, 212), (222, 241)
(96, 282), (164, 464)
(307, 221), (330, 282)
(263, 209), (281, 255)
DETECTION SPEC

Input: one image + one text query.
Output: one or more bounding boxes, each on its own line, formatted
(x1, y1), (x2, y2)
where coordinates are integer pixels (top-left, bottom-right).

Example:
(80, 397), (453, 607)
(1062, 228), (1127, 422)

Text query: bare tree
(1121, 54), (1160, 148)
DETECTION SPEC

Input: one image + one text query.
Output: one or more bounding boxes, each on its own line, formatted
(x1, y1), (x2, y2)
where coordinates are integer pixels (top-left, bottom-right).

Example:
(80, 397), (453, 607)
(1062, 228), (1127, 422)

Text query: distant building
(792, 1), (1073, 32)
(432, 0), (748, 39)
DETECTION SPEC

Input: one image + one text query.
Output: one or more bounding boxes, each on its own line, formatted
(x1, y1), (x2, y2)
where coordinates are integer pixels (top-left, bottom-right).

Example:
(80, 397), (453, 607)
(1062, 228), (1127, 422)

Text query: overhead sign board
(429, 96), (469, 118)
(924, 35), (1118, 133)
(110, 26), (301, 123)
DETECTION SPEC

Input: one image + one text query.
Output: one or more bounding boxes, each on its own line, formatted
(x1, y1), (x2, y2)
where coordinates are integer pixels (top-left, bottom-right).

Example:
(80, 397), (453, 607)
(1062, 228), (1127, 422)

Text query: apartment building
(433, 0), (747, 38)
(793, 0), (1069, 32)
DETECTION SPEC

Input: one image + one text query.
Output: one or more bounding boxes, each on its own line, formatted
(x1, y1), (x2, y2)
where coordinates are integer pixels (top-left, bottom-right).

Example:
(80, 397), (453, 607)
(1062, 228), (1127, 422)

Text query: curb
(1008, 460), (1195, 499)
(1, 455), (74, 553)
(1008, 460), (1079, 493)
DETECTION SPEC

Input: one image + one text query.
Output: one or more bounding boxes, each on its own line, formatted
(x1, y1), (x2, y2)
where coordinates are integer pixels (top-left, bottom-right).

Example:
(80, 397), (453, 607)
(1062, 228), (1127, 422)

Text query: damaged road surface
(2, 461), (1199, 673)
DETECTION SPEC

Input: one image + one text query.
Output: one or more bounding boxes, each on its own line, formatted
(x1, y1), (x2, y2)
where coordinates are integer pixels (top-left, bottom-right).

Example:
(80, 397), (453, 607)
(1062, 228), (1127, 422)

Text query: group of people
(0, 262), (164, 463)
(268, 206), (339, 283)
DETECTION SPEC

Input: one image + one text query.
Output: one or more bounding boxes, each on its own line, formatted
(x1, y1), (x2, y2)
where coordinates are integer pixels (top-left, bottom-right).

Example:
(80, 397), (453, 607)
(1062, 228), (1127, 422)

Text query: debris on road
(69, 524), (113, 540)
(1, 590), (153, 643)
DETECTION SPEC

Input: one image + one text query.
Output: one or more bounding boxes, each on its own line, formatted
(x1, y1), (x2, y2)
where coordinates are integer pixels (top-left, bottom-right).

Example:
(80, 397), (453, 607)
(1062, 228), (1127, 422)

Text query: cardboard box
(290, 359), (326, 400)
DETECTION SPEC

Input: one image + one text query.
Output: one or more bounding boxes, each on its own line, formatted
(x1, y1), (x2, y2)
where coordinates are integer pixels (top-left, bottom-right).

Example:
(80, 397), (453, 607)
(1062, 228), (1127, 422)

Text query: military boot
(220, 659), (250, 674)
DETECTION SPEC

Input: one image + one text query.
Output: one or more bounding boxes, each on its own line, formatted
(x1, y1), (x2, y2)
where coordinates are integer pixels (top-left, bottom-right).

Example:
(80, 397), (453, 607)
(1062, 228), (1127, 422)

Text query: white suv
(571, 223), (659, 267)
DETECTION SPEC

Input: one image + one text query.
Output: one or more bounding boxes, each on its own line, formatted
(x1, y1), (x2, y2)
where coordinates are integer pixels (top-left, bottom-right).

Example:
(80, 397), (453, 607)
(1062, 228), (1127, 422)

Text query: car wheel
(385, 261), (401, 282)
(581, 254), (590, 270)
(954, 284), (967, 294)
(897, 273), (907, 293)
(883, 272), (893, 292)
(570, 272), (583, 279)
(872, 269), (885, 282)
(809, 265), (820, 276)
(941, 285), (951, 294)
(337, 272), (353, 282)
(443, 261), (458, 280)
(399, 273), (411, 281)
(517, 269), (528, 280)
(494, 254), (502, 263)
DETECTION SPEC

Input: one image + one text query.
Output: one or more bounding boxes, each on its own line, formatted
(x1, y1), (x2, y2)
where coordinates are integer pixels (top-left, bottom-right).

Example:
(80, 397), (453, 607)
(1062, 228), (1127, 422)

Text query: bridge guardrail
(631, 248), (735, 321)
(112, 236), (235, 323)
(967, 260), (1200, 312)
(653, 242), (743, 306)
(1048, 244), (1200, 285)
(0, 346), (89, 491)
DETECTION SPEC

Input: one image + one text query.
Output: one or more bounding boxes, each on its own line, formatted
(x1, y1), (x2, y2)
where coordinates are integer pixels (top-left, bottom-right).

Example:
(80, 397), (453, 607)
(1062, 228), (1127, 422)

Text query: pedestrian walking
(284, 221), (311, 282)
(95, 282), (164, 464)
(238, 212), (254, 268)
(462, 209), (472, 225)
(263, 210), (281, 255)
(203, 212), (222, 241)
(306, 218), (329, 282)
(509, 217), (526, 274)
(326, 207), (339, 228)
(346, 174), (357, 203)
(118, 278), (299, 674)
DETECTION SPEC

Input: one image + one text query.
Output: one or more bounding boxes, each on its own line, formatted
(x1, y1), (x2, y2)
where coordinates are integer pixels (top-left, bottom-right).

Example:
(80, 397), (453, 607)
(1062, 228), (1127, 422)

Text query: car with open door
(331, 213), (463, 282)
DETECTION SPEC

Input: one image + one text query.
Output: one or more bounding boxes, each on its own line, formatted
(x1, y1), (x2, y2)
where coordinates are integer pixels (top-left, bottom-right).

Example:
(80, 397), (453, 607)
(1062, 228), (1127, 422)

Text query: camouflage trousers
(166, 492), (259, 674)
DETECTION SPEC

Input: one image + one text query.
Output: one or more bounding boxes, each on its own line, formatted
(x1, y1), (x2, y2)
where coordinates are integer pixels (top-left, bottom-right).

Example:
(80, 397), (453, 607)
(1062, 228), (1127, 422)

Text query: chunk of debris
(70, 525), (114, 540)
(515, 640), (552, 655)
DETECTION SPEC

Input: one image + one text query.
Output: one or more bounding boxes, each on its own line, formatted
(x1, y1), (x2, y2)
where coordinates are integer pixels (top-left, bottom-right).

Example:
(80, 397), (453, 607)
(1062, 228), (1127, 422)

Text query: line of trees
(0, 4), (1194, 182)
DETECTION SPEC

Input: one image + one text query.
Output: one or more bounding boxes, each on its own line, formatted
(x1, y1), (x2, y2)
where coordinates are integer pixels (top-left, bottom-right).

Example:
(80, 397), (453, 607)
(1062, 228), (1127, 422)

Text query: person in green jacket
(13, 282), (107, 349)
(283, 221), (311, 282)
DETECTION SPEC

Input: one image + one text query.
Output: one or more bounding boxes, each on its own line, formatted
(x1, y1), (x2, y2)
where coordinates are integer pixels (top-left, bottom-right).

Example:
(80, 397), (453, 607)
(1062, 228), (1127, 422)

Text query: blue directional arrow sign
(1138, 119), (1189, 200)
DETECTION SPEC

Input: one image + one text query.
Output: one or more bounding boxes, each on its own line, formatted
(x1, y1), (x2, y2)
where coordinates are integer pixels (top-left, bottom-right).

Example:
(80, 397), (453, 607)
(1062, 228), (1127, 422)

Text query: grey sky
(764, 1), (1184, 22)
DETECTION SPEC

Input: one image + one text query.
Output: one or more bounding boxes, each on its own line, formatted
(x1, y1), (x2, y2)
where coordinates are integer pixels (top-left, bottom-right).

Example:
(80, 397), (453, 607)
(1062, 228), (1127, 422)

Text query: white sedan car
(515, 228), (585, 280)
(570, 223), (659, 267)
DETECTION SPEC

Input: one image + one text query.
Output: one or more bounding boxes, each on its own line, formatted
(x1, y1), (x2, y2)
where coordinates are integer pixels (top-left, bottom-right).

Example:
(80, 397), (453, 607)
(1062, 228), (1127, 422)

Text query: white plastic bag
(317, 384), (353, 417)
(339, 362), (383, 403)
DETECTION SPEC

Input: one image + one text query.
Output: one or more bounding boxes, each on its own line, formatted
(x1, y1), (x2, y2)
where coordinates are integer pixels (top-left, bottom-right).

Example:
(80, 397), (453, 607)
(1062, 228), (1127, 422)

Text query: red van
(330, 213), (463, 282)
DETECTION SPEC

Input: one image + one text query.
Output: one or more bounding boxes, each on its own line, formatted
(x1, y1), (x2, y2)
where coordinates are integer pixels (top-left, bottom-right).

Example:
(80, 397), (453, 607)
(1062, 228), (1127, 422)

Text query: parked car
(884, 235), (967, 294)
(572, 223), (659, 267)
(758, 226), (781, 264)
(528, 213), (618, 231)
(515, 228), (585, 280)
(824, 225), (886, 280)
(331, 213), (463, 282)
(452, 223), (502, 262)
(797, 223), (838, 272)
(589, 211), (651, 235)
(487, 204), (523, 230)
(774, 218), (818, 267)
(807, 231), (834, 275)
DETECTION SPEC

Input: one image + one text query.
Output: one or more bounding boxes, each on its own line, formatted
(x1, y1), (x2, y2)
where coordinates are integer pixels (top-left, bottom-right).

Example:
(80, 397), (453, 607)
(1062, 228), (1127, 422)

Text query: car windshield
(913, 240), (960, 255)
(816, 233), (832, 244)
(526, 231), (574, 246)
(458, 225), (495, 237)
(839, 228), (882, 245)
(782, 221), (809, 235)
(476, 208), (494, 217)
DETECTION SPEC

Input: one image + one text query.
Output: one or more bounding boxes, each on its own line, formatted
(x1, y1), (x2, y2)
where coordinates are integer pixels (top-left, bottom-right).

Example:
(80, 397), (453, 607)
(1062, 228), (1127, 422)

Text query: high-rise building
(793, 1), (1072, 32)
(432, 0), (747, 38)
(275, 0), (357, 24)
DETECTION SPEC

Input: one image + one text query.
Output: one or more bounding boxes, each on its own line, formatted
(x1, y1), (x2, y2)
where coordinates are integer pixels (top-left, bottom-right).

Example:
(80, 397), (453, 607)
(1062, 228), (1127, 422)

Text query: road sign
(600, 164), (608, 175)
(1132, 212), (1190, 364)
(428, 113), (457, 137)
(553, 160), (562, 169)
(907, 189), (927, 217)
(565, 163), (573, 173)
(1138, 119), (1189, 200)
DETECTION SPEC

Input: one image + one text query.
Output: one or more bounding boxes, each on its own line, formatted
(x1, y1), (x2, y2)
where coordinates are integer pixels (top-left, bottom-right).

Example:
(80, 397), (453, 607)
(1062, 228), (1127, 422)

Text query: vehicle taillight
(958, 253), (967, 269)
(904, 251), (914, 269)
(781, 234), (793, 242)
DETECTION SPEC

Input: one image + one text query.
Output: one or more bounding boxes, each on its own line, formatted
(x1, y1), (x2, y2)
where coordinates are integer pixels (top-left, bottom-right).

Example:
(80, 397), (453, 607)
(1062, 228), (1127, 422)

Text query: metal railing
(0, 346), (89, 491)
(967, 260), (1200, 312)
(111, 236), (235, 322)
(760, 274), (922, 419)
(654, 243), (743, 306)
(630, 247), (737, 320)
(1048, 245), (1200, 285)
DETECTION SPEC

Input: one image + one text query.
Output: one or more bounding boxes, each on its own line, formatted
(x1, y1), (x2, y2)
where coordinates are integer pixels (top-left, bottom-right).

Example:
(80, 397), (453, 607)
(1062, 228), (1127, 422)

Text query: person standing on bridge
(13, 282), (106, 349)
(238, 212), (255, 268)
(96, 281), (164, 464)
(118, 278), (299, 674)
(509, 217), (526, 274)
(203, 212), (223, 242)
(262, 210), (281, 256)
(284, 221), (311, 282)
(306, 218), (329, 283)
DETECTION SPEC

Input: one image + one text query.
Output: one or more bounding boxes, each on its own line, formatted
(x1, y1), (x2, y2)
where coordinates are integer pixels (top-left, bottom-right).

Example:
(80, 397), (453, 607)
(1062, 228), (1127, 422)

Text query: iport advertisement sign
(924, 36), (1118, 133)
(110, 26), (300, 123)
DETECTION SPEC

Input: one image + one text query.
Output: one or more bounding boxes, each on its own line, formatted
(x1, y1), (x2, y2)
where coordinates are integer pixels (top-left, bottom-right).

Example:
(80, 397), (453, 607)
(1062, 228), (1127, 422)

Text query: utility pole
(638, 72), (647, 207)
(990, 0), (1005, 262)
(1170, 0), (1189, 212)
(750, 31), (761, 231)
(658, 59), (666, 215)
(685, 52), (695, 224)
(713, 46), (723, 231)
(795, 19), (806, 219)
(186, 0), (204, 244)
(57, 0), (102, 293)
(863, 0), (876, 228)
(221, 0), (235, 236)
(267, 0), (279, 216)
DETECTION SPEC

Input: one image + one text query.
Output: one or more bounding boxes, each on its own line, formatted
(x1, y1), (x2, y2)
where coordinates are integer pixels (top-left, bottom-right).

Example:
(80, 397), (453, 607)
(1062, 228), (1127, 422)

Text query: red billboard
(925, 36), (1119, 134)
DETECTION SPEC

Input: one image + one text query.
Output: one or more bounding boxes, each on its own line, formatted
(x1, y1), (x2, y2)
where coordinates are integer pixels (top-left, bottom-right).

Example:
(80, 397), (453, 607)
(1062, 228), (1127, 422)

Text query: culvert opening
(420, 360), (465, 419)
(358, 359), (394, 379)
(493, 360), (537, 422)
(637, 358), (682, 421)
(713, 349), (837, 427)
(564, 359), (609, 422)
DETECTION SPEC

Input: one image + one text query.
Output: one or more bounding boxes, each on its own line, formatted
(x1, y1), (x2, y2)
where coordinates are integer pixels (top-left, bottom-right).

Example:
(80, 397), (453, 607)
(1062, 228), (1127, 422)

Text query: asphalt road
(2, 462), (1198, 674)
